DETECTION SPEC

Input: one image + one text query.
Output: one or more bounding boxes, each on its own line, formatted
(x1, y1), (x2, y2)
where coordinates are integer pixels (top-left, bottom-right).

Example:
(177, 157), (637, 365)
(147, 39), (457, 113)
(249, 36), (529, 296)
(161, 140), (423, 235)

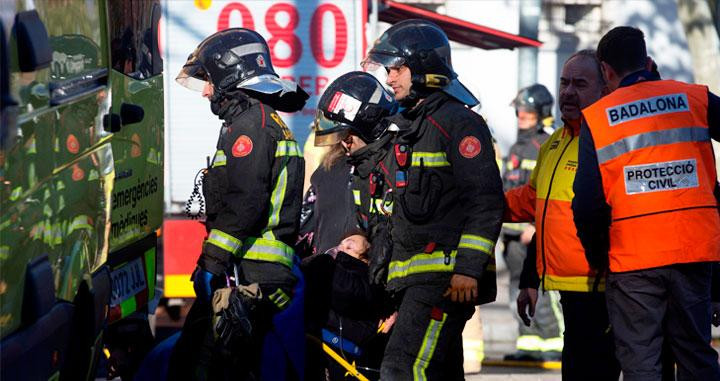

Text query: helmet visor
(176, 52), (208, 92)
(313, 110), (349, 146)
(361, 52), (406, 72)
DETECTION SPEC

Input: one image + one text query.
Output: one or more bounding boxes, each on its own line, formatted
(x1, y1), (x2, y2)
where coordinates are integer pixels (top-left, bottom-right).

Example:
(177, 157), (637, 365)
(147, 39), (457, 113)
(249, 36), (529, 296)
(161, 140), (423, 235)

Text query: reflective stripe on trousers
(413, 311), (447, 380)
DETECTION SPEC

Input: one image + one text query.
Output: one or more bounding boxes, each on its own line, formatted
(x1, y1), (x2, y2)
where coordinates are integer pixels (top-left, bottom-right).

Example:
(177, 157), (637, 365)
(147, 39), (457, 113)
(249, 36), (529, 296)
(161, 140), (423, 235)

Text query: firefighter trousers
(559, 291), (620, 381)
(606, 262), (720, 381)
(380, 285), (475, 380)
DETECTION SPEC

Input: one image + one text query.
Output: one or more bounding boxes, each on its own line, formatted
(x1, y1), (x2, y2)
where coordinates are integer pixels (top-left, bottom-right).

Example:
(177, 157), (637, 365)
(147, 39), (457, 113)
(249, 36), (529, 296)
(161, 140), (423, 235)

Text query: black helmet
(314, 71), (398, 146)
(362, 19), (478, 107)
(511, 83), (553, 120)
(176, 28), (307, 110)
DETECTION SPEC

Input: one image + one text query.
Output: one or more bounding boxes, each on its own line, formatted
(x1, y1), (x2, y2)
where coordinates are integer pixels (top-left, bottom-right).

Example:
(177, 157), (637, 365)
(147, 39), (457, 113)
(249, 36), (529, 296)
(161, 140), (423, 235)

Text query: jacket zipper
(540, 135), (574, 291)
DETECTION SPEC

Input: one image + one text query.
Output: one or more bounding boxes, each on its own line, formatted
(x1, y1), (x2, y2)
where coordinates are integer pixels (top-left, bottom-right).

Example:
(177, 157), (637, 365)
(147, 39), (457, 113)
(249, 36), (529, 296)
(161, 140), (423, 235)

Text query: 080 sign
(216, 2), (349, 69)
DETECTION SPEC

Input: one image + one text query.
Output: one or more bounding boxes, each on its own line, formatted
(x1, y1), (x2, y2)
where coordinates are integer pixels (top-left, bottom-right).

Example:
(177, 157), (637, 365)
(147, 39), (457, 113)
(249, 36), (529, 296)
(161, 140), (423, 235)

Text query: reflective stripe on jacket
(581, 80), (720, 272)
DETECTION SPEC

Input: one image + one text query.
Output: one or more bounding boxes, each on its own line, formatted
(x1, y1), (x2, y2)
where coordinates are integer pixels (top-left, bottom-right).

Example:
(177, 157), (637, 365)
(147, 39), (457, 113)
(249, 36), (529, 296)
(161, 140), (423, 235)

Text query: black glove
(213, 287), (255, 350)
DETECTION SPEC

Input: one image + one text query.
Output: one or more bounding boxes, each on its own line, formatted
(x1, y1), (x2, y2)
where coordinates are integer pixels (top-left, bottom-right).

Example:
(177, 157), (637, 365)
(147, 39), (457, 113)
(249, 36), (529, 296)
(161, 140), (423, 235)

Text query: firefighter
(505, 50), (621, 380)
(501, 84), (563, 362)
(361, 19), (504, 379)
(573, 26), (720, 380)
(169, 28), (308, 380)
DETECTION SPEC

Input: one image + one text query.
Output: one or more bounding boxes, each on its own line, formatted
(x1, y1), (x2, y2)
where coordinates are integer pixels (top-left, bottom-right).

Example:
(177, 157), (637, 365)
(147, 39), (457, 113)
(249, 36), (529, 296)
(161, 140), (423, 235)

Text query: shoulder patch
(66, 134), (80, 154)
(459, 136), (482, 159)
(231, 135), (254, 157)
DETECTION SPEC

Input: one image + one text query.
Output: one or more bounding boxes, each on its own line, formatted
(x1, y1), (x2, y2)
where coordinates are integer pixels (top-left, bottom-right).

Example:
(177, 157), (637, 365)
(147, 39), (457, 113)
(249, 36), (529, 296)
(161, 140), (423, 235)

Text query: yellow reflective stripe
(266, 164), (288, 232)
(411, 152), (450, 167)
(206, 229), (242, 254)
(387, 251), (456, 282)
(458, 234), (495, 255)
(268, 288), (291, 309)
(413, 311), (447, 381)
(373, 197), (392, 214)
(516, 335), (543, 351)
(541, 337), (564, 352)
(9, 187), (22, 201)
(27, 137), (37, 154)
(275, 140), (302, 157)
(242, 237), (294, 268)
(0, 246), (9, 260)
(520, 159), (537, 171)
(548, 290), (565, 337)
(353, 189), (361, 206)
(67, 215), (92, 234)
(212, 150), (227, 167)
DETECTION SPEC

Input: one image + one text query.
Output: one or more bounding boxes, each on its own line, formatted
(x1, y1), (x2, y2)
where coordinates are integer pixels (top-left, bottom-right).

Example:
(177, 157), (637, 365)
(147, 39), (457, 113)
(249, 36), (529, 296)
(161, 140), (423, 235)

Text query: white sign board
(163, 0), (365, 207)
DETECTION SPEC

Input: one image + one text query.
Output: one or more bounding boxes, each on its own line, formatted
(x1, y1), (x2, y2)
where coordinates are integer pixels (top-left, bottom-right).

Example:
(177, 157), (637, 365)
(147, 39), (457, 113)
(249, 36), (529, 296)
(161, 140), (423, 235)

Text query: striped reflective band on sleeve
(596, 126), (709, 164)
(411, 152), (450, 167)
(458, 234), (495, 256)
(275, 140), (302, 157)
(353, 189), (361, 206)
(242, 237), (295, 268)
(67, 215), (93, 235)
(387, 251), (456, 282)
(212, 150), (227, 167)
(206, 229), (242, 254)
(268, 288), (291, 310)
(413, 310), (447, 381)
(0, 246), (9, 260)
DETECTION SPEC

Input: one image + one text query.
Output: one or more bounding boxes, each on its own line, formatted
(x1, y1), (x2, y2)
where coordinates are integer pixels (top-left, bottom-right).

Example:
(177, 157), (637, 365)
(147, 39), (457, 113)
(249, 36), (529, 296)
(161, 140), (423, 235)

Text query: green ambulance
(0, 1), (163, 379)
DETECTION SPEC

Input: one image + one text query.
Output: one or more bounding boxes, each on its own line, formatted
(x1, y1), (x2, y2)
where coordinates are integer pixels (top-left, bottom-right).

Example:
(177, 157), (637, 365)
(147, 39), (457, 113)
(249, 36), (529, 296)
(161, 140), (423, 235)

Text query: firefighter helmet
(176, 28), (308, 111)
(511, 83), (554, 120)
(314, 71), (398, 146)
(361, 19), (478, 107)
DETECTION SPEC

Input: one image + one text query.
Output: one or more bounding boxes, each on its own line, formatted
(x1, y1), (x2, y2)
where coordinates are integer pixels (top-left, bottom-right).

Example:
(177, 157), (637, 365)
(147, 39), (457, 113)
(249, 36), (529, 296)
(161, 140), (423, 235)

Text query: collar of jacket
(561, 117), (581, 136)
(515, 127), (538, 143)
(210, 90), (253, 121)
(394, 91), (452, 142)
(349, 133), (393, 178)
(619, 69), (661, 88)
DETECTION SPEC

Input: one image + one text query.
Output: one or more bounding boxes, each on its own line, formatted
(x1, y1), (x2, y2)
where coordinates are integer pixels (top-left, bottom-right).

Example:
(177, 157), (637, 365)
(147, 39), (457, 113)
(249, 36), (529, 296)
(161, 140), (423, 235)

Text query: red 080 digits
(216, 2), (349, 69)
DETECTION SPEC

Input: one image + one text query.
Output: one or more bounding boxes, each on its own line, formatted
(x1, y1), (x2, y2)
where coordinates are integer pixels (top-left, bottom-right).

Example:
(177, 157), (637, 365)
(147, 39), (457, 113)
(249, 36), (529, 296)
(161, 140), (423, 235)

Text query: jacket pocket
(399, 166), (443, 223)
(202, 166), (228, 218)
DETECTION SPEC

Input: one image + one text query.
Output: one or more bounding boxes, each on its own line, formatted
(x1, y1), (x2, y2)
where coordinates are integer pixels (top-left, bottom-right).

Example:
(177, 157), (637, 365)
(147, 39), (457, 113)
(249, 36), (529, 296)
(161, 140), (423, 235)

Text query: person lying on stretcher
(303, 230), (397, 380)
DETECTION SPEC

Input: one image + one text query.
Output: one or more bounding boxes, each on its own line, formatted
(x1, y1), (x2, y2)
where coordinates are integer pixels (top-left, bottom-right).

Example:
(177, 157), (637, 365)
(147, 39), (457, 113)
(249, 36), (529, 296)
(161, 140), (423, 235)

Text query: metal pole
(518, 0), (541, 89)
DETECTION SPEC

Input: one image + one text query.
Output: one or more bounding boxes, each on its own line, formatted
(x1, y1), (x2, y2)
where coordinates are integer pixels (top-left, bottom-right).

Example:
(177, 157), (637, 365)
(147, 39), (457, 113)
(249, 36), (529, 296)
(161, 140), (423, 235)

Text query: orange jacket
(505, 125), (601, 291)
(581, 80), (720, 272)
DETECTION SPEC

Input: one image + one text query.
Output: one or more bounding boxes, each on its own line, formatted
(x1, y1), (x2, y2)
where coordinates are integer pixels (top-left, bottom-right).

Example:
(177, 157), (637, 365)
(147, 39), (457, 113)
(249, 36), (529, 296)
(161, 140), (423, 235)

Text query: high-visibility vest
(582, 80), (720, 272)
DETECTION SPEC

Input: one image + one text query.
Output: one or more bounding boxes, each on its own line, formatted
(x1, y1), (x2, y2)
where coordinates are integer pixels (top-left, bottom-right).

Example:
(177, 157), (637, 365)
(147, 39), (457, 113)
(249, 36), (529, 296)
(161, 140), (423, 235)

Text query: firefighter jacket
(502, 127), (551, 236)
(574, 73), (720, 273)
(383, 91), (504, 303)
(505, 123), (602, 291)
(199, 92), (304, 277)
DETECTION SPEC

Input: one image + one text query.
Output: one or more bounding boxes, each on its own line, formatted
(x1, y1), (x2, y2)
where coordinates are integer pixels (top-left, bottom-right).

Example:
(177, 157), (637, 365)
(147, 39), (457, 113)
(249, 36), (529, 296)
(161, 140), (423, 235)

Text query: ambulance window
(107, 0), (162, 80)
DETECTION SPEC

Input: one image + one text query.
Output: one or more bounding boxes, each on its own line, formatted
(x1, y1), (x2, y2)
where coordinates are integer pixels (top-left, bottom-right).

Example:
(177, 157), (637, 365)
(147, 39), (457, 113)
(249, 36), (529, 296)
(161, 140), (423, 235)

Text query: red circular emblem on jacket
(71, 164), (85, 181)
(66, 134), (79, 154)
(459, 136), (481, 158)
(232, 135), (253, 157)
